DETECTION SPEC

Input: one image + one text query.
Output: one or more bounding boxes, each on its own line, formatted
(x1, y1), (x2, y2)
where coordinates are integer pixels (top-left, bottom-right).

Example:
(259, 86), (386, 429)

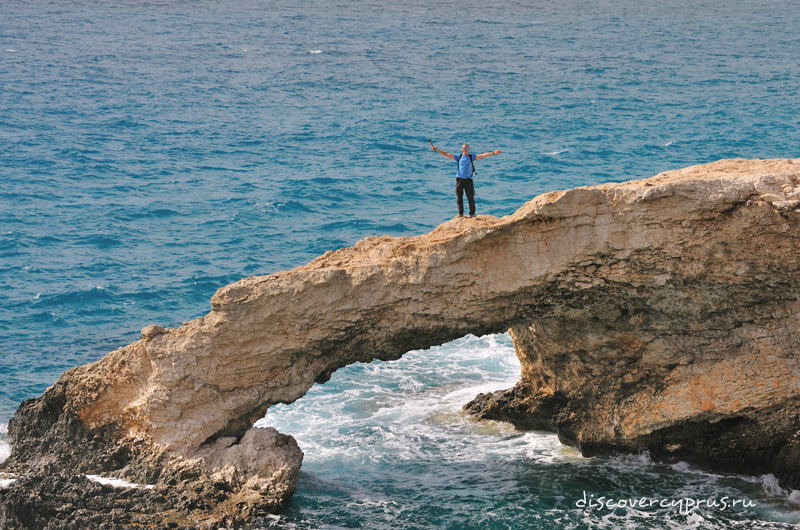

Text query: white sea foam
(0, 423), (9, 465)
(670, 460), (691, 472)
(685, 512), (707, 525)
(755, 473), (800, 507)
(345, 497), (402, 517)
(85, 474), (155, 489)
(787, 490), (800, 506)
(5, 49), (15, 53)
(761, 473), (787, 496)
(608, 450), (656, 468)
(259, 513), (293, 530)
(546, 149), (568, 155)
(254, 332), (584, 469)
(727, 472), (800, 505)
(606, 455), (800, 525)
(308, 49), (322, 54)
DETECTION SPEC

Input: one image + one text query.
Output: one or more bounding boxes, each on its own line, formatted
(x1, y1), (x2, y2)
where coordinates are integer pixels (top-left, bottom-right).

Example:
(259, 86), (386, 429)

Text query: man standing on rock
(430, 140), (502, 217)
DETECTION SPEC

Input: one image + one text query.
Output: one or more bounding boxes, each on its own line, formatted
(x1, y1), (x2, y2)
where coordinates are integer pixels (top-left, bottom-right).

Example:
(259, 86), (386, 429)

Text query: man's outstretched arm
(430, 141), (455, 159)
(476, 149), (502, 160)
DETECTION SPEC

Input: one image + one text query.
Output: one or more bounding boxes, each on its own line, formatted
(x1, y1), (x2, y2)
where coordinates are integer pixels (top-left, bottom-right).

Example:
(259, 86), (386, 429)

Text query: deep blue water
(2, 1), (800, 528)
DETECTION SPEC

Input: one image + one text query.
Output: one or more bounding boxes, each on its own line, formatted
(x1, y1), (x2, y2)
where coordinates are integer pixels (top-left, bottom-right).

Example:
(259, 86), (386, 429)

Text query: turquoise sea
(1, 1), (799, 528)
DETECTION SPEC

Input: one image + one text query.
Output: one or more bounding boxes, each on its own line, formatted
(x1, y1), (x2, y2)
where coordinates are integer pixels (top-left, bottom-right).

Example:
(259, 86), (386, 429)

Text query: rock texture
(2, 158), (800, 528)
(464, 158), (800, 485)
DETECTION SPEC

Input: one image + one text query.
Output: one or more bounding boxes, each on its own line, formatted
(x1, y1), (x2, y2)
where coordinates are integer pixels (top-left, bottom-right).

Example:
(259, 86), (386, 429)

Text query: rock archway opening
(252, 332), (533, 476)
(254, 332), (522, 447)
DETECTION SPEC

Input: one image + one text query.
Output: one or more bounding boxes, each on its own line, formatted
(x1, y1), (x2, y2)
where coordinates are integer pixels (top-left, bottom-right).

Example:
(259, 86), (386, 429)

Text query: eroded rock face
(463, 159), (800, 485)
(2, 159), (799, 528)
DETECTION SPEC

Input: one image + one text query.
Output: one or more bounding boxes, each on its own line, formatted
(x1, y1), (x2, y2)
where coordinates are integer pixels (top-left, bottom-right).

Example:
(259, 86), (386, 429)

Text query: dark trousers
(456, 178), (476, 216)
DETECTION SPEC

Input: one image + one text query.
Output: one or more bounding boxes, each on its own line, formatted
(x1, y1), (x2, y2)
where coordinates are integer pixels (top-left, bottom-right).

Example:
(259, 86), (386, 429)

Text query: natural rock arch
(2, 159), (800, 529)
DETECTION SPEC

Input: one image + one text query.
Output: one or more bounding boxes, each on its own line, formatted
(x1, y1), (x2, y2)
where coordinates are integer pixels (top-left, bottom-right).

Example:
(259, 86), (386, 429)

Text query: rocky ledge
(2, 159), (799, 528)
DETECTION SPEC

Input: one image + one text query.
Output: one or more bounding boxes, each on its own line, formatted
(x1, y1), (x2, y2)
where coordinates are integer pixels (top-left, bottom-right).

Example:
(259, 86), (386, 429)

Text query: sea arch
(3, 159), (800, 529)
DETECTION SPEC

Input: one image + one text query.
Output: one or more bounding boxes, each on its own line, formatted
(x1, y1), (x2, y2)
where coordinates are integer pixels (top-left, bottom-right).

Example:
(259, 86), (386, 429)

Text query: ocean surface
(1, 0), (799, 528)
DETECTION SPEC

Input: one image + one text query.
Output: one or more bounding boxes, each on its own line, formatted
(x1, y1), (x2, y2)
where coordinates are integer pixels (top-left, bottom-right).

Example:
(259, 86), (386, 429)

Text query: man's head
(462, 143), (470, 154)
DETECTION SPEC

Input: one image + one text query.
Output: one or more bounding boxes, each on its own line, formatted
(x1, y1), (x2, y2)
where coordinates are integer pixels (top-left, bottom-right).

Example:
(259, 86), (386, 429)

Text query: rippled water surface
(2, 0), (799, 528)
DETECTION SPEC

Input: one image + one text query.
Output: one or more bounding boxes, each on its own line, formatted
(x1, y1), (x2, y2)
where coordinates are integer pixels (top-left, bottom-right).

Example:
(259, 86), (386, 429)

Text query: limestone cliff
(1, 159), (799, 529)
